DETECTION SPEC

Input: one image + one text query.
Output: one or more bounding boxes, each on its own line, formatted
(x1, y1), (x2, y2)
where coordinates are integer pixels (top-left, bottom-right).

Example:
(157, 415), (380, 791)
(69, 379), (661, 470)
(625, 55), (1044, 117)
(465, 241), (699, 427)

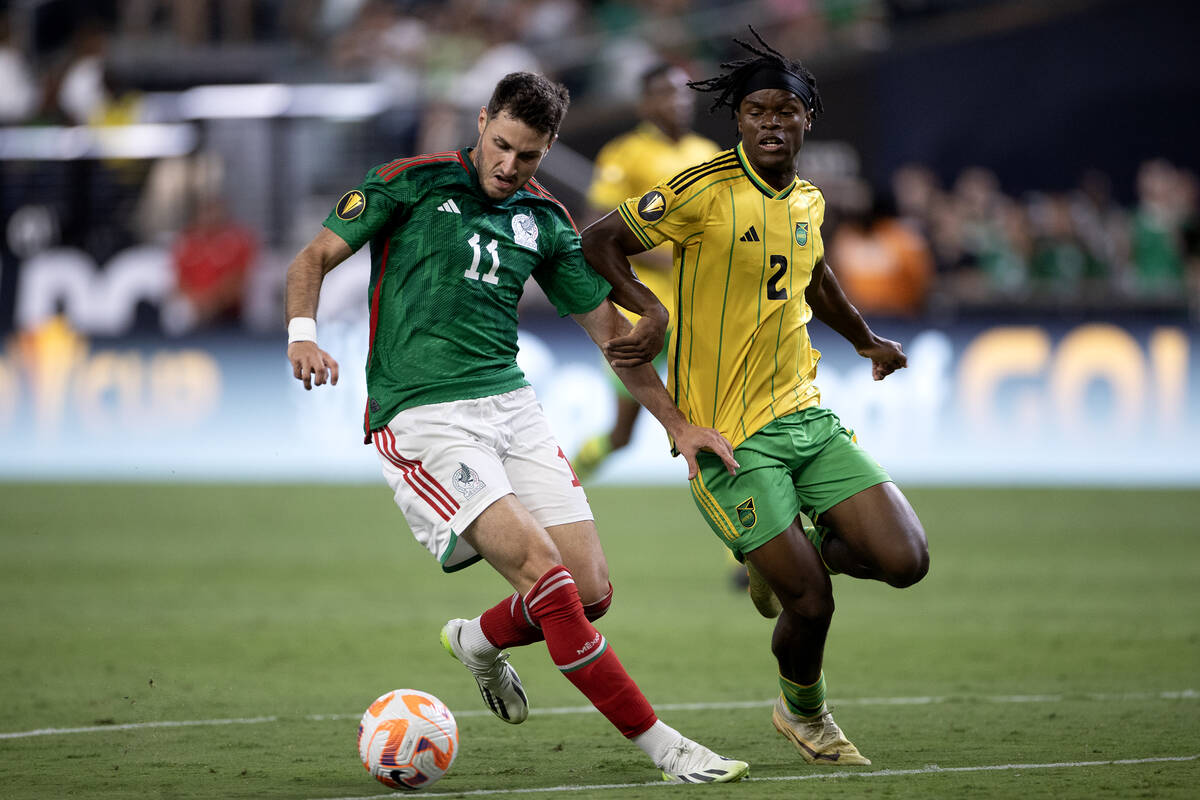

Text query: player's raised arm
(284, 226), (353, 389)
(580, 210), (667, 367)
(572, 299), (738, 478)
(805, 257), (907, 381)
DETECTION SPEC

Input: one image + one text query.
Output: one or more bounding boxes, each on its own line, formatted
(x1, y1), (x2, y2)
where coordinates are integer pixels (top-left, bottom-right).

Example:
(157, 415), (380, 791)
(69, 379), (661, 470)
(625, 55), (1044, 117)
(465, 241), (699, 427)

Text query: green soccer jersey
(323, 148), (610, 434)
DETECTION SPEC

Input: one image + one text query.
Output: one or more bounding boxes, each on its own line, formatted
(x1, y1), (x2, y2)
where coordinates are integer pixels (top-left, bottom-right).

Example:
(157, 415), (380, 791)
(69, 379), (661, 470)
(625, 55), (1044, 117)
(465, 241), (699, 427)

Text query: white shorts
(371, 386), (593, 571)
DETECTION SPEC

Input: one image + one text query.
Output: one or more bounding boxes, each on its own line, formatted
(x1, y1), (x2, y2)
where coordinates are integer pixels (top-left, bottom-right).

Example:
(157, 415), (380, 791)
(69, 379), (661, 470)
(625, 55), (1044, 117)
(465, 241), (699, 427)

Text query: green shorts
(690, 406), (891, 560)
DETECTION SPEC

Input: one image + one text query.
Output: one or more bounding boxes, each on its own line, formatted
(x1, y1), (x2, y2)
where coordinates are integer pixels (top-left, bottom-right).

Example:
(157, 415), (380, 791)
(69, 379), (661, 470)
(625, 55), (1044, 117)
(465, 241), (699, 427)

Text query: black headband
(731, 66), (813, 113)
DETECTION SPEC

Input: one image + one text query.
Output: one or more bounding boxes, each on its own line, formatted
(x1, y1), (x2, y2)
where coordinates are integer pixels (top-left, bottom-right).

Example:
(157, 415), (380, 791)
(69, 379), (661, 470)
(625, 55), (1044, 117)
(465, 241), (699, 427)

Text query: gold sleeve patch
(336, 190), (366, 221)
(637, 190), (666, 222)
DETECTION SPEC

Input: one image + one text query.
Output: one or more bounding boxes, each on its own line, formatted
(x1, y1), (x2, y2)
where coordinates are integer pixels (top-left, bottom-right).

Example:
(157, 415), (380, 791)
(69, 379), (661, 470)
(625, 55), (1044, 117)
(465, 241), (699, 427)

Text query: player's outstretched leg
(524, 564), (749, 782)
(440, 618), (529, 724)
(772, 693), (870, 766)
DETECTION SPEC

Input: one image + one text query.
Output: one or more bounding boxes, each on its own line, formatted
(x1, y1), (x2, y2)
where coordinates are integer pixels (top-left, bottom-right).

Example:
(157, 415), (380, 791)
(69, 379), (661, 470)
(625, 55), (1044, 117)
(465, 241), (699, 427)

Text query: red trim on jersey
(377, 151), (461, 182)
(374, 428), (460, 521)
(374, 157), (404, 176)
(362, 236), (392, 440)
(526, 179), (578, 233)
(455, 150), (469, 172)
(375, 150), (457, 179)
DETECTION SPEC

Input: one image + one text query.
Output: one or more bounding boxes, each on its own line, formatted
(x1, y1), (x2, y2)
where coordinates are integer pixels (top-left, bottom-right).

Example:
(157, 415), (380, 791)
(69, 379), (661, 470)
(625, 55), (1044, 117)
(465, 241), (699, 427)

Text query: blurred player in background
(571, 62), (719, 481)
(284, 71), (749, 784)
(582, 31), (930, 766)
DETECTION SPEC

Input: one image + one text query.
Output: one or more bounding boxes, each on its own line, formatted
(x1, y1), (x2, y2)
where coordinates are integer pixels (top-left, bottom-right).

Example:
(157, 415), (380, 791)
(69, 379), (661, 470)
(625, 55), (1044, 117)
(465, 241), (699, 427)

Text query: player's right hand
(288, 341), (339, 390)
(603, 312), (666, 368)
(674, 423), (739, 479)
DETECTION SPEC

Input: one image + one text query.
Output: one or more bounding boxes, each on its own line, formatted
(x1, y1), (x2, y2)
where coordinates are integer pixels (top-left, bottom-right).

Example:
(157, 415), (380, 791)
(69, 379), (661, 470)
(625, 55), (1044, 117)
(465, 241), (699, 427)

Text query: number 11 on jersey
(464, 233), (501, 285)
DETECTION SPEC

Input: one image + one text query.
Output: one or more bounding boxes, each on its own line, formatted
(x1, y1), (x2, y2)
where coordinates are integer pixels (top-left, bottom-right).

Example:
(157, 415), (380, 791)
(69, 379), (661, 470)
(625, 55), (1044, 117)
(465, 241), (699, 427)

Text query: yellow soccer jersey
(588, 123), (719, 321)
(616, 143), (826, 449)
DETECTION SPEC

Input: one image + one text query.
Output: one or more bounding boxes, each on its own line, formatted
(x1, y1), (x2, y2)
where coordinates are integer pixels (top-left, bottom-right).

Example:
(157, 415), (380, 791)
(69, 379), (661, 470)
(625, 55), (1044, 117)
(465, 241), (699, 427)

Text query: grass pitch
(0, 484), (1197, 799)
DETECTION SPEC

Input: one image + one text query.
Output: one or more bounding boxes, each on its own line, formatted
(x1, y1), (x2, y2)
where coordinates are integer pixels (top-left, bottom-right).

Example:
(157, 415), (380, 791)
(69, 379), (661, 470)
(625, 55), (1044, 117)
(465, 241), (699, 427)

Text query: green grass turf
(0, 484), (1197, 799)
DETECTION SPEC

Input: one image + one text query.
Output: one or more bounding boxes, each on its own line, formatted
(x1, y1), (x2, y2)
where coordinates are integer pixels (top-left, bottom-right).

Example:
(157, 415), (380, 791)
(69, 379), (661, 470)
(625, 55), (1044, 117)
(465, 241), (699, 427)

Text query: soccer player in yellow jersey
(583, 30), (930, 766)
(573, 63), (720, 480)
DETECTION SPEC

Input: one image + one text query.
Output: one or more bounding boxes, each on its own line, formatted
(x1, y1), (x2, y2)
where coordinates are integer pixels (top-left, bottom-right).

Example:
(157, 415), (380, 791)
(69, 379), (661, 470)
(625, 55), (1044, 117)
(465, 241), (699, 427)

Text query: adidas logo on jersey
(437, 199), (461, 214)
(739, 226), (760, 242)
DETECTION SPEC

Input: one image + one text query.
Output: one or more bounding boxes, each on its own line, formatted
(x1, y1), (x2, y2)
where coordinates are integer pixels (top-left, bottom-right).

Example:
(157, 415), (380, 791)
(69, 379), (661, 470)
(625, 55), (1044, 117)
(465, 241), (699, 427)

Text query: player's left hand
(856, 335), (907, 381)
(674, 424), (739, 479)
(602, 311), (666, 368)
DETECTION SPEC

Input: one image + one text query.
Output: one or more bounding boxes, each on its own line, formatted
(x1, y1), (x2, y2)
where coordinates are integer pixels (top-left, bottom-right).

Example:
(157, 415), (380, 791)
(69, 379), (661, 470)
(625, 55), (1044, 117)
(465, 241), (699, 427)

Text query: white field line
(1, 689), (1195, 740)
(312, 755), (1200, 800)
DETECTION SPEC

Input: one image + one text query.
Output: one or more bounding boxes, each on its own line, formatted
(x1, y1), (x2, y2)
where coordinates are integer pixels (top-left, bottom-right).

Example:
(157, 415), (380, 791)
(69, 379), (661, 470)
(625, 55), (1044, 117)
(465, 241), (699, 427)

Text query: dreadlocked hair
(688, 26), (823, 119)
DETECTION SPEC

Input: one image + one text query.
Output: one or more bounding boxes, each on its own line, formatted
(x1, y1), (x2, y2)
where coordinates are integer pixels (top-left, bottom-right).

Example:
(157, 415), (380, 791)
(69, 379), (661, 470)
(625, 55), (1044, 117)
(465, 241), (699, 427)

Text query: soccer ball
(358, 689), (459, 791)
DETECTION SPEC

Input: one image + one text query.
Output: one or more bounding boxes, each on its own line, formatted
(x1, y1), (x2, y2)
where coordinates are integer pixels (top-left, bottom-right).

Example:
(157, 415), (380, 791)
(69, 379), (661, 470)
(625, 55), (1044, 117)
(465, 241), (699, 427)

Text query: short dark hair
(486, 72), (571, 138)
(689, 27), (823, 119)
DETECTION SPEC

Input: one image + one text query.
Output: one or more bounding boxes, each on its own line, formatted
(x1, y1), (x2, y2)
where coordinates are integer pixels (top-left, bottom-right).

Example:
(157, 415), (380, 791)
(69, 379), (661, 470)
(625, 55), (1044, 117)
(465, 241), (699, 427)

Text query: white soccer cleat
(658, 738), (750, 784)
(440, 618), (529, 724)
(772, 696), (871, 765)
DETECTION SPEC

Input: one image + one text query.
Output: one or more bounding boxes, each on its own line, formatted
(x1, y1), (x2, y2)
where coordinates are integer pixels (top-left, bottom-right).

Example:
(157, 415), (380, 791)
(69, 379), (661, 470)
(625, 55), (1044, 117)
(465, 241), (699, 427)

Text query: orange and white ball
(358, 689), (458, 791)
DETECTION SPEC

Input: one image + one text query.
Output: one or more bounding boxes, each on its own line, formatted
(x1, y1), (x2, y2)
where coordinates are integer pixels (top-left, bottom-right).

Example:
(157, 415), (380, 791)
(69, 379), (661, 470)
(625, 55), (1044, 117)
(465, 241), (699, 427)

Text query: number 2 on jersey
(464, 233), (501, 285)
(767, 254), (788, 300)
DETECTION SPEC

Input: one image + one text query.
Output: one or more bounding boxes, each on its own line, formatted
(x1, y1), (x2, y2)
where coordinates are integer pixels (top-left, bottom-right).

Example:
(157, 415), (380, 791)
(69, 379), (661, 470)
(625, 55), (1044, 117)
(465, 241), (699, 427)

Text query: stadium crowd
(819, 158), (1199, 320)
(1, 0), (1196, 336)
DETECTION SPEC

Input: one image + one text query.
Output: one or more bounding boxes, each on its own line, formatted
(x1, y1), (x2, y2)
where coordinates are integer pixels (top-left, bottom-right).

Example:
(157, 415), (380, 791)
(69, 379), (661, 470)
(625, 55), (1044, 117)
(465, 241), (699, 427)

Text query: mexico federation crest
(452, 462), (486, 499)
(637, 190), (666, 221)
(736, 497), (757, 530)
(795, 221), (808, 246)
(335, 190), (366, 221)
(512, 213), (539, 250)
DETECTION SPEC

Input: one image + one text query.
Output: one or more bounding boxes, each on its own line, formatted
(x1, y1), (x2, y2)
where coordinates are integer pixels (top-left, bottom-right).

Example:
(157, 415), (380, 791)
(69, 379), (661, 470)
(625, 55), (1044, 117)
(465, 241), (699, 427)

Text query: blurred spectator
(44, 21), (111, 124)
(1069, 168), (1129, 285)
(830, 194), (933, 318)
(891, 163), (941, 242)
(1129, 158), (1192, 299)
(516, 0), (586, 45)
(1028, 193), (1106, 302)
(450, 3), (541, 111)
(327, 0), (428, 102)
(0, 16), (37, 123)
(944, 166), (1028, 303)
(164, 197), (257, 333)
(326, 0), (431, 153)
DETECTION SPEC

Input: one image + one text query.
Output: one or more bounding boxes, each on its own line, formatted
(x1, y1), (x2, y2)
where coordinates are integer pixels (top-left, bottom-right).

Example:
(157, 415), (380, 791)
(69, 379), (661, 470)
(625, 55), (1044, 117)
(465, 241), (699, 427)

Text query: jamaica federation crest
(736, 497), (757, 530)
(795, 222), (808, 246)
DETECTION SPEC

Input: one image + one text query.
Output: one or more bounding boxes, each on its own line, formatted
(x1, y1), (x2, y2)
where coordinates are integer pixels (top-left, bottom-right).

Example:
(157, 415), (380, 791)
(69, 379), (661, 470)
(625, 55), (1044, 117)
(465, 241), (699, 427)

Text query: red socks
(479, 581), (613, 648)
(521, 566), (655, 738)
(480, 592), (543, 649)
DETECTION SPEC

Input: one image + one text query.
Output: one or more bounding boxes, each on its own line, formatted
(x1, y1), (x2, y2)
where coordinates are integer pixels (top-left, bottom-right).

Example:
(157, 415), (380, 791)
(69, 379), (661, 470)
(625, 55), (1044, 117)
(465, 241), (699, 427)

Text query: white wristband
(287, 316), (317, 343)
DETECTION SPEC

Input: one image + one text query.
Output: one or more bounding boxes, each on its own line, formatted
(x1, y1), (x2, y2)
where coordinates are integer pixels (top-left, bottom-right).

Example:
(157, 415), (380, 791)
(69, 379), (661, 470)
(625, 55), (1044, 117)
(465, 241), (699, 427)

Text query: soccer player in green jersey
(284, 72), (750, 784)
(582, 32), (930, 766)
